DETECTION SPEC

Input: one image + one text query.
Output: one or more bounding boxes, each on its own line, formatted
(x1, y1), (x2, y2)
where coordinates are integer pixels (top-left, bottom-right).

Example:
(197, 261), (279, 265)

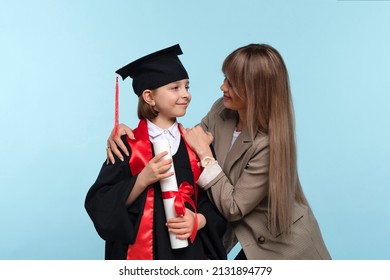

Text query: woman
(106, 44), (331, 259)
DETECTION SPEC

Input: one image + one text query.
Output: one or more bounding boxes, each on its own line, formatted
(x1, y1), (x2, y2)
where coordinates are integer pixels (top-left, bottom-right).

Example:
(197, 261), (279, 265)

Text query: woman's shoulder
(207, 97), (224, 115)
(209, 97), (237, 120)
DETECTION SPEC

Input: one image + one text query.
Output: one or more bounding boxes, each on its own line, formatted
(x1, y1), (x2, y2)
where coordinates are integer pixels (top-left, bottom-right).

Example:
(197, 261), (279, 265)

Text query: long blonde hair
(222, 44), (307, 235)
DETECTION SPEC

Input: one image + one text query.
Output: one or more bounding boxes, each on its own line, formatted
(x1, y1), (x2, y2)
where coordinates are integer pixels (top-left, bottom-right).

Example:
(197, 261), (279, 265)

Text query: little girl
(85, 44), (226, 260)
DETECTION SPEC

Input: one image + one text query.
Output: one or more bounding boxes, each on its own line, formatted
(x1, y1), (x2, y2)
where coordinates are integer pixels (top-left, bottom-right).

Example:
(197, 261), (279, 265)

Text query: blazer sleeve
(204, 138), (270, 222)
(85, 136), (146, 244)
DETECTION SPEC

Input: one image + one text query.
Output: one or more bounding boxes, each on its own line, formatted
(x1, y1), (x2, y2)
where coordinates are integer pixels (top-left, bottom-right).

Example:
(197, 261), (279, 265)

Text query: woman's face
(220, 76), (246, 112)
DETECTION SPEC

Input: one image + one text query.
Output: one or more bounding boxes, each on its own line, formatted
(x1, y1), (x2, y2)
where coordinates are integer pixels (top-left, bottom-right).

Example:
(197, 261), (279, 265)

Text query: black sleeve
(85, 136), (146, 244)
(197, 189), (228, 260)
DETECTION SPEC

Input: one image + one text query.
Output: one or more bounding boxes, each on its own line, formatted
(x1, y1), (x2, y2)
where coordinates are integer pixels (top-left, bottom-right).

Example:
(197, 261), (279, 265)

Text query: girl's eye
(171, 86), (179, 90)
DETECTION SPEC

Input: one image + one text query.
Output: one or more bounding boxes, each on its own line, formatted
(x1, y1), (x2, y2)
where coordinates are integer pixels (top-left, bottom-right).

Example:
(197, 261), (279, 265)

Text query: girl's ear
(142, 90), (155, 106)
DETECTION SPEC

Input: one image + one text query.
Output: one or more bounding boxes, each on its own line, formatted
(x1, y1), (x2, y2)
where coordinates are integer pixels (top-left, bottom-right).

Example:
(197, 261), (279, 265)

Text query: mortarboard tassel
(114, 76), (119, 137)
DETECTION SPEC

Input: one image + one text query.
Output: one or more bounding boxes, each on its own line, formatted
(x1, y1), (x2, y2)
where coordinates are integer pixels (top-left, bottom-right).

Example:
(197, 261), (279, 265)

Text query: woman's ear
(142, 90), (155, 106)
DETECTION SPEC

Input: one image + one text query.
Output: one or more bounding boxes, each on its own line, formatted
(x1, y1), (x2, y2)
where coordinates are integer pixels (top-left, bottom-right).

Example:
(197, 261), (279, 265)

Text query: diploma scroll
(152, 140), (189, 249)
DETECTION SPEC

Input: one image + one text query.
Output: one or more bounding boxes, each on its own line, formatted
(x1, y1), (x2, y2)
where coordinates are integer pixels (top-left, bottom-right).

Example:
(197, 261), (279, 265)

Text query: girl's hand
(137, 151), (174, 187)
(106, 123), (135, 164)
(126, 151), (173, 207)
(166, 210), (206, 240)
(166, 208), (196, 240)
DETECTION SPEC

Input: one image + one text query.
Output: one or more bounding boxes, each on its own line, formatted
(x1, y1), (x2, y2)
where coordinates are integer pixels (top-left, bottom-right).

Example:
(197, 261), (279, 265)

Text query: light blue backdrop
(1, 0), (389, 260)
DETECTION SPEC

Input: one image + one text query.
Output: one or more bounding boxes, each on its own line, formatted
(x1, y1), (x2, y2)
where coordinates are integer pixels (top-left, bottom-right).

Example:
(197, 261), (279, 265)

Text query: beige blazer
(200, 98), (331, 260)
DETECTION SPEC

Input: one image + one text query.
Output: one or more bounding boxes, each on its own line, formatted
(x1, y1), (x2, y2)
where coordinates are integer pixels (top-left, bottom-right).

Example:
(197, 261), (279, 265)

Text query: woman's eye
(225, 78), (232, 87)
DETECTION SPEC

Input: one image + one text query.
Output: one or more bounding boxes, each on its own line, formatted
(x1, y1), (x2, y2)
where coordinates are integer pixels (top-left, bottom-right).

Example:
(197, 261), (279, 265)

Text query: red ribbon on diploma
(161, 182), (198, 242)
(162, 182), (194, 215)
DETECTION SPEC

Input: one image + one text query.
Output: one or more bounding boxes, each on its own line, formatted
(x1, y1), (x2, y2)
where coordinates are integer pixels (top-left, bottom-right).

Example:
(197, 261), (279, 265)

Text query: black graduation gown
(85, 136), (227, 260)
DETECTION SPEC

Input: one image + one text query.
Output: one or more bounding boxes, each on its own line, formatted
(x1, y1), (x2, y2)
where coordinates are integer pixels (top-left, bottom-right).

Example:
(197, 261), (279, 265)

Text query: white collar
(147, 119), (179, 140)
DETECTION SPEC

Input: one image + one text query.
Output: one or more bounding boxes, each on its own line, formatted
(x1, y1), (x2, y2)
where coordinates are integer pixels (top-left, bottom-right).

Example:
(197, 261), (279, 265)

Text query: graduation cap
(116, 44), (189, 96)
(112, 44), (188, 136)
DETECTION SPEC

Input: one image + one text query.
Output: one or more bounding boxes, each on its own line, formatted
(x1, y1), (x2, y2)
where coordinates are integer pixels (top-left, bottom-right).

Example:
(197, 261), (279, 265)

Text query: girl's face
(152, 79), (191, 123)
(220, 76), (246, 112)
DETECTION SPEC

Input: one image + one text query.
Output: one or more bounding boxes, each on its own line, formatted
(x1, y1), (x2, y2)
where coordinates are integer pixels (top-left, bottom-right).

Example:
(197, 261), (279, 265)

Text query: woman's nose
(221, 79), (228, 92)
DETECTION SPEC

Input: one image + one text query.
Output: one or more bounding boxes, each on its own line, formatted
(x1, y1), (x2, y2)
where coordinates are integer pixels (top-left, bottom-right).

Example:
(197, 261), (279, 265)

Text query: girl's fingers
(175, 233), (191, 240)
(158, 163), (172, 173)
(168, 227), (189, 235)
(167, 221), (187, 228)
(158, 172), (174, 180)
(152, 151), (169, 162)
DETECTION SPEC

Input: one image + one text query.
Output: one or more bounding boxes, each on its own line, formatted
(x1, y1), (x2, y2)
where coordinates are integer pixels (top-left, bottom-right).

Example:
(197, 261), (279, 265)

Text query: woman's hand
(180, 125), (214, 159)
(106, 123), (134, 164)
(166, 209), (206, 240)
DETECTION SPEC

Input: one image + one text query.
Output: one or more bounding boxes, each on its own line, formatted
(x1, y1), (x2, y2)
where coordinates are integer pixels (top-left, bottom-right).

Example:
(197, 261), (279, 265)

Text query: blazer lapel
(223, 128), (253, 173)
(214, 110), (236, 168)
(212, 107), (253, 172)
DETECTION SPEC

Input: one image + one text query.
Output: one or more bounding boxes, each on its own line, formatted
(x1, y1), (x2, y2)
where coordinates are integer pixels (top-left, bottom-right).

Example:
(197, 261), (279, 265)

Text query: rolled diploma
(152, 139), (189, 249)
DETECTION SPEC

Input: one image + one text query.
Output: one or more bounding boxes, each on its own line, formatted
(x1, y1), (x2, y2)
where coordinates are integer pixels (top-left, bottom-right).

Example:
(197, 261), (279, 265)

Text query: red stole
(126, 119), (201, 260)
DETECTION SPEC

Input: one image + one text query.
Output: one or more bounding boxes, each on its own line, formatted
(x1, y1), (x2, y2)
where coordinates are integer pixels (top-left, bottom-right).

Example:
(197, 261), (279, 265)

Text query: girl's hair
(137, 92), (159, 120)
(222, 44), (307, 235)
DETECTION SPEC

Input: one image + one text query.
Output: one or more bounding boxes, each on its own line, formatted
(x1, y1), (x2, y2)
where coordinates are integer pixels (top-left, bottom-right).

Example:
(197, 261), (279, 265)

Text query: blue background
(1, 0), (389, 260)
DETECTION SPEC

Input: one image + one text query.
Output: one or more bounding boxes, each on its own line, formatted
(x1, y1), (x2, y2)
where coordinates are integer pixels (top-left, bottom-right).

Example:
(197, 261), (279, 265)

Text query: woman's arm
(182, 127), (270, 222)
(183, 98), (270, 222)
(204, 142), (270, 222)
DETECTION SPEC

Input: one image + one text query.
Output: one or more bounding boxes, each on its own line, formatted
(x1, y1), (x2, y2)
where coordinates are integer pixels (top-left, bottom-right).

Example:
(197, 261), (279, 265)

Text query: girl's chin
(174, 110), (187, 117)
